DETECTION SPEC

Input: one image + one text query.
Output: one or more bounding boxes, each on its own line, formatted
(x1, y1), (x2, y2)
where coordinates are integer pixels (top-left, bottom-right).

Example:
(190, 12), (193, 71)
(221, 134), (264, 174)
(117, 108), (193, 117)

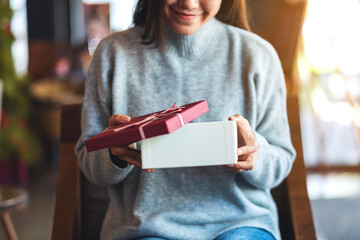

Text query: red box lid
(85, 100), (209, 152)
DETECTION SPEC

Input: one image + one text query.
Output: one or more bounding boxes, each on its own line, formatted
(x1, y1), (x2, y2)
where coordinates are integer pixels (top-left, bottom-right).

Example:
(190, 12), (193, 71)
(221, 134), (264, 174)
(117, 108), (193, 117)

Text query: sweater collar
(163, 18), (224, 57)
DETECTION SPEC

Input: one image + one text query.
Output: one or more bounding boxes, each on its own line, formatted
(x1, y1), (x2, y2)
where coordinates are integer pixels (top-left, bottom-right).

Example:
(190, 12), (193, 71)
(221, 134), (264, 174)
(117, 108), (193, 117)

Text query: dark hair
(133, 0), (250, 47)
(133, 0), (165, 46)
(217, 0), (250, 31)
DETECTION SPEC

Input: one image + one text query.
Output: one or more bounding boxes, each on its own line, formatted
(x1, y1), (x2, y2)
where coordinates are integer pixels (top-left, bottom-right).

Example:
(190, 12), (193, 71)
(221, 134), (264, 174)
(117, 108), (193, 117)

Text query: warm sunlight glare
(303, 0), (360, 76)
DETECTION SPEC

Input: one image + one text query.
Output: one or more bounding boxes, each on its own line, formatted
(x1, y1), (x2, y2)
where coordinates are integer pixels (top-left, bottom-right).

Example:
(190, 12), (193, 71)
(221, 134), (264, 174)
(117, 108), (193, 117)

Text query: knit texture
(75, 18), (296, 240)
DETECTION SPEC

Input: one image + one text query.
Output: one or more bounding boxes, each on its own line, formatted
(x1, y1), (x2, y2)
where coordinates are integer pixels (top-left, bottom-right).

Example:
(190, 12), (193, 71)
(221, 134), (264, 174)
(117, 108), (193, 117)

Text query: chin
(171, 25), (200, 35)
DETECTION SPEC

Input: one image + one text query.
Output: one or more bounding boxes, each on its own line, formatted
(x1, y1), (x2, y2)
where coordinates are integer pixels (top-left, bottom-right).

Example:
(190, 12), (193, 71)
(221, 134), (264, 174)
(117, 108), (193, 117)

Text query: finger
(228, 114), (250, 126)
(128, 142), (137, 149)
(228, 150), (256, 169)
(109, 114), (131, 127)
(237, 143), (258, 156)
(123, 156), (142, 168)
(226, 158), (254, 171)
(124, 154), (155, 173)
(228, 114), (242, 122)
(111, 147), (155, 173)
(233, 161), (255, 170)
(111, 145), (141, 157)
(228, 114), (251, 147)
(111, 147), (141, 167)
(237, 154), (249, 161)
(225, 165), (245, 173)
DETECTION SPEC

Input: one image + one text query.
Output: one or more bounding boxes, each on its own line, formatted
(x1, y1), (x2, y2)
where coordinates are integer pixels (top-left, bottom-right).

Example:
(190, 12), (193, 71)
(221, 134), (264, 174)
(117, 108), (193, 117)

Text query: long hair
(217, 0), (250, 31)
(133, 0), (250, 47)
(133, 0), (165, 46)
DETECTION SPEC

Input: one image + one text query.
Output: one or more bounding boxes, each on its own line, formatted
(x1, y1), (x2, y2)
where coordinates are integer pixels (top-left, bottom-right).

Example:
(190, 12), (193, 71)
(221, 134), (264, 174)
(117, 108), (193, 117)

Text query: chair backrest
(249, 0), (307, 95)
(51, 96), (316, 240)
(51, 103), (110, 240)
(273, 95), (317, 239)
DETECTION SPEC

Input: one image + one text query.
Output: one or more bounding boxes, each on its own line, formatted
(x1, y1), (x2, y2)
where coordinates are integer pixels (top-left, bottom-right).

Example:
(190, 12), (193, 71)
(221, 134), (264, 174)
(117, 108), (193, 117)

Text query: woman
(76, 0), (296, 239)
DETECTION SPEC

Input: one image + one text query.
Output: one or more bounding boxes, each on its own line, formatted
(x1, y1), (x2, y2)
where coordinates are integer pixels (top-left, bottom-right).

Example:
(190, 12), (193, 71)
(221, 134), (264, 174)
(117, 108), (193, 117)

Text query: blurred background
(0, 0), (359, 239)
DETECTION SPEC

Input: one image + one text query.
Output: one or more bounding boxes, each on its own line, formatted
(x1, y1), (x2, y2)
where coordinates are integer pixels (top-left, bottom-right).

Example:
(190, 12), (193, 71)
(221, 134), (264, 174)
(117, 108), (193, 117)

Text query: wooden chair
(0, 186), (28, 240)
(249, 0), (307, 96)
(51, 96), (317, 240)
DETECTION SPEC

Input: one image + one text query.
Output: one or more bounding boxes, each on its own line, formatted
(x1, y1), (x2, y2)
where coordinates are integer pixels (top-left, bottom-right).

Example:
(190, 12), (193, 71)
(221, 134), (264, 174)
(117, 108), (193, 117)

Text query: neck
(163, 18), (224, 57)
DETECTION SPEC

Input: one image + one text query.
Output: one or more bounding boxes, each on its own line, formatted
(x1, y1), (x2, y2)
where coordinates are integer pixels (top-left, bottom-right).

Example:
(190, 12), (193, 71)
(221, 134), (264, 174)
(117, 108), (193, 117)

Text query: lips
(170, 7), (200, 20)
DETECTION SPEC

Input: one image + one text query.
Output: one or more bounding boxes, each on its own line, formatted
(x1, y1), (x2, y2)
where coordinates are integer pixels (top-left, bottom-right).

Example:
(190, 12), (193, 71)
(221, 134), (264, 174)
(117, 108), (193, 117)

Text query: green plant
(0, 0), (39, 164)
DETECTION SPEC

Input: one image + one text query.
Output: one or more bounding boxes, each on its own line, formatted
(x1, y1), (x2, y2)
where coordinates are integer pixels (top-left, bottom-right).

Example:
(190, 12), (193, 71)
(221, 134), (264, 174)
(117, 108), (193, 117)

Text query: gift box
(141, 121), (238, 169)
(85, 100), (209, 152)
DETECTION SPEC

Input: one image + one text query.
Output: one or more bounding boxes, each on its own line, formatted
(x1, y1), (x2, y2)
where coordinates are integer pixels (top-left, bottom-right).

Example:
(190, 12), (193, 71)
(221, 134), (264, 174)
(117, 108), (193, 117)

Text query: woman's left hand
(226, 114), (259, 173)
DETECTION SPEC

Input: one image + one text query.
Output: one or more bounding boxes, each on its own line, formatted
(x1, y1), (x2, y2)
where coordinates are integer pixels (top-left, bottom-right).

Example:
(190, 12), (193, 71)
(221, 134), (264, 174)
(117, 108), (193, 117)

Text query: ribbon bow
(112, 103), (185, 140)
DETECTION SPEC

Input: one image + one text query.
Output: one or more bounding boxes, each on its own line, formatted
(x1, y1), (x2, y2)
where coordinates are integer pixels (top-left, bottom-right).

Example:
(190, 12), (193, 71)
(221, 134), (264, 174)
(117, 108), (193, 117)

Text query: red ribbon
(112, 104), (185, 140)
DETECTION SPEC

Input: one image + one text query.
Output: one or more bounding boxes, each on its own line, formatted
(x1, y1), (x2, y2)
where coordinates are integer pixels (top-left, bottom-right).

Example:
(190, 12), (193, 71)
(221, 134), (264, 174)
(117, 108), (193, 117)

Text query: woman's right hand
(108, 114), (154, 173)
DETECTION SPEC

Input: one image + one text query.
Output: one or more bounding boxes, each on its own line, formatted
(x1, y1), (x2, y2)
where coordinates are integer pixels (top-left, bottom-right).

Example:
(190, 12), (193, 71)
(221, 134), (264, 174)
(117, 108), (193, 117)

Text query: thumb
(109, 114), (131, 127)
(228, 114), (242, 121)
(228, 114), (246, 147)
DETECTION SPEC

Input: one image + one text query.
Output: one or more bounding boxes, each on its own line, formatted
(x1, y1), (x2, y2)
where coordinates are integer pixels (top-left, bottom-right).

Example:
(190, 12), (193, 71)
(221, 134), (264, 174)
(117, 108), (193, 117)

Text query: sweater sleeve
(240, 44), (296, 190)
(75, 39), (134, 187)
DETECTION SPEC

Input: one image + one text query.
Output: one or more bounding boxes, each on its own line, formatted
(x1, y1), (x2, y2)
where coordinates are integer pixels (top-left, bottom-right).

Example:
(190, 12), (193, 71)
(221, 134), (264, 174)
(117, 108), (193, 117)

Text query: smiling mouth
(170, 7), (200, 20)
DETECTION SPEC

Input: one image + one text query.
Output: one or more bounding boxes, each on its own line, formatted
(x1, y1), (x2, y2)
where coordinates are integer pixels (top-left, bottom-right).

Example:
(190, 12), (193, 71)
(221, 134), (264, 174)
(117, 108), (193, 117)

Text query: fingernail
(122, 116), (130, 122)
(238, 149), (244, 155)
(116, 115), (130, 122)
(115, 115), (123, 122)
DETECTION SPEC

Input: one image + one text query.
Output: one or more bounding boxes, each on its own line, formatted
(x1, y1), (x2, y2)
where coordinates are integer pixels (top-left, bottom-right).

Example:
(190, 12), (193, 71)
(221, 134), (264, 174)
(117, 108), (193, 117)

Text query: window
(10, 0), (28, 75)
(299, 0), (360, 168)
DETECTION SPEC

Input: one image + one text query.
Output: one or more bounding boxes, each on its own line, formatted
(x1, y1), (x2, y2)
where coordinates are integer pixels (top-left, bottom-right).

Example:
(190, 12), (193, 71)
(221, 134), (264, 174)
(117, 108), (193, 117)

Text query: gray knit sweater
(75, 18), (296, 240)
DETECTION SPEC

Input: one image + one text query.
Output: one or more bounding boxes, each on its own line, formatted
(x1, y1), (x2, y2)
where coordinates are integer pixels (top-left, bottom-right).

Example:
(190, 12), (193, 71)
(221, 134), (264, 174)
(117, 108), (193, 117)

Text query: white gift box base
(141, 121), (238, 169)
